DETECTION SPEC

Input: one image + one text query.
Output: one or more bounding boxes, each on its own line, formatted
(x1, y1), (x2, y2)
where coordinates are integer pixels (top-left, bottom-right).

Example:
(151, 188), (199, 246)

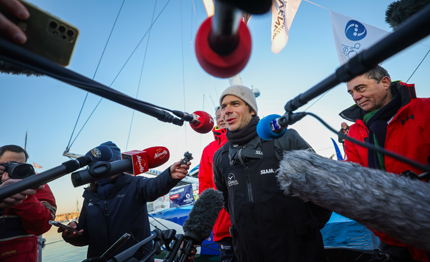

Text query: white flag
(331, 11), (390, 65)
(271, 0), (302, 54)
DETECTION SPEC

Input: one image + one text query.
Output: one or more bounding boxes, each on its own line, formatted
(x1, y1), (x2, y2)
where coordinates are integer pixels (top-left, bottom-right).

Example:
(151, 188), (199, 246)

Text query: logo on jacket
(260, 168), (275, 175)
(227, 173), (239, 187)
(255, 150), (263, 155)
(88, 202), (94, 206)
(401, 114), (414, 125)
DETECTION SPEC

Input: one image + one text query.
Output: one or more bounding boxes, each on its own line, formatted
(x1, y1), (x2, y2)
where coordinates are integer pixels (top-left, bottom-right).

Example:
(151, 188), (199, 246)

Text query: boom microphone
(385, 0), (430, 29)
(277, 150), (430, 252)
(173, 110), (214, 134)
(71, 146), (170, 187)
(182, 188), (224, 245)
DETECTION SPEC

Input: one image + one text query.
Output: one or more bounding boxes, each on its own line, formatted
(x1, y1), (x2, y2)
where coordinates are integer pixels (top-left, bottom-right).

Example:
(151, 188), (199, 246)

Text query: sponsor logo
(227, 173), (239, 187)
(345, 20), (367, 41)
(154, 149), (168, 159)
(117, 194), (125, 198)
(272, 0), (286, 40)
(91, 148), (102, 158)
(260, 168), (275, 175)
(136, 155), (147, 173)
(170, 194), (179, 200)
(255, 150), (263, 155)
(88, 202), (94, 206)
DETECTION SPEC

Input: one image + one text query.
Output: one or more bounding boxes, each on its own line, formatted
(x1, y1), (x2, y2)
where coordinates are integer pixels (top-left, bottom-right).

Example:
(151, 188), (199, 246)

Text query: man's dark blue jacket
(63, 169), (180, 260)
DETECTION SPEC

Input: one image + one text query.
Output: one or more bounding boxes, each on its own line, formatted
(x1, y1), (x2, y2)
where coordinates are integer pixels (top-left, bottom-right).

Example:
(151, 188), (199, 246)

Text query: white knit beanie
(219, 85), (258, 114)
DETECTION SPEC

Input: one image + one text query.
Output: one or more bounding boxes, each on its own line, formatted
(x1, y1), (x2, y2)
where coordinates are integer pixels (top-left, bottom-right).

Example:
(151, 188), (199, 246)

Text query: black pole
(0, 39), (183, 126)
(0, 156), (91, 201)
(284, 4), (430, 113)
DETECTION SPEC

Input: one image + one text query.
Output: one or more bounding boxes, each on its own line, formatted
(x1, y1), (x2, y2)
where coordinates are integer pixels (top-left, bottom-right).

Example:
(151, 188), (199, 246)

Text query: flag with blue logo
(330, 11), (389, 65)
(271, 0), (302, 54)
(169, 184), (195, 207)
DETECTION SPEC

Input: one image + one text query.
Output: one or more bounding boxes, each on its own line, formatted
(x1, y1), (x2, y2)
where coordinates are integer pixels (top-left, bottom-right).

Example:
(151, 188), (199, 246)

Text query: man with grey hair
(340, 65), (430, 262)
(213, 85), (331, 262)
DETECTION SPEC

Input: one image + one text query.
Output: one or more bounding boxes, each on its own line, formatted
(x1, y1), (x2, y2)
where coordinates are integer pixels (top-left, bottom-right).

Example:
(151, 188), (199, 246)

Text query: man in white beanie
(213, 85), (331, 262)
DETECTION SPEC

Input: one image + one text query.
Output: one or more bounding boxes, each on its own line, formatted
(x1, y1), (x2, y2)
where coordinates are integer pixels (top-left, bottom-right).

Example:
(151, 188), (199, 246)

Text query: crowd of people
(1, 0), (430, 262)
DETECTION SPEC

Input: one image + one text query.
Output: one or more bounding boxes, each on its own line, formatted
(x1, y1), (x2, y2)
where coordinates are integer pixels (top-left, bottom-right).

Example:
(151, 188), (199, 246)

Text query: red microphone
(121, 146), (170, 175)
(173, 110), (215, 134)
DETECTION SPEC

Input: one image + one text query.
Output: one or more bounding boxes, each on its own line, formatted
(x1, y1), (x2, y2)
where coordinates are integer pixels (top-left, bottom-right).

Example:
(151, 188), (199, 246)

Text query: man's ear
(381, 76), (391, 89)
(251, 110), (256, 116)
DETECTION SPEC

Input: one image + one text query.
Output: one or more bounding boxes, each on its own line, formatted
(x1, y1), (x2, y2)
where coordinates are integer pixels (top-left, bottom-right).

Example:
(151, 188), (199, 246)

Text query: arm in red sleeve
(199, 145), (215, 194)
(10, 184), (56, 235)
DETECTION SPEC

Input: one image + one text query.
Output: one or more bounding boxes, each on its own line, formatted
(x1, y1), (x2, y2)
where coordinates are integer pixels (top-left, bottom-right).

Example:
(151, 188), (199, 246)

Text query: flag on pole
(33, 162), (43, 169)
(330, 138), (343, 161)
(271, 0), (302, 54)
(330, 11), (390, 65)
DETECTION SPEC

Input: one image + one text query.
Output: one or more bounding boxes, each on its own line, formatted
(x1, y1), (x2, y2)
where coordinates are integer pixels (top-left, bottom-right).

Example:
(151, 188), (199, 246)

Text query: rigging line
(406, 48), (430, 83)
(303, 0), (330, 11)
(126, 0), (158, 151)
(303, 90), (330, 112)
(180, 0), (188, 148)
(67, 0), (173, 146)
(66, 0), (127, 150)
(148, 213), (170, 230)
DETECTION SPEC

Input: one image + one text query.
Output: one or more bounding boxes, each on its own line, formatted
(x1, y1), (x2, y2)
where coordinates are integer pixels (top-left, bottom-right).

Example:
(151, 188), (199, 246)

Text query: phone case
(0, 0), (79, 66)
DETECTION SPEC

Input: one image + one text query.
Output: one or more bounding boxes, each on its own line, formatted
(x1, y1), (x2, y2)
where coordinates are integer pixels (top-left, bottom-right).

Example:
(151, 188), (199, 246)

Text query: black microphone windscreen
(385, 0), (430, 29)
(277, 150), (430, 252)
(182, 188), (223, 244)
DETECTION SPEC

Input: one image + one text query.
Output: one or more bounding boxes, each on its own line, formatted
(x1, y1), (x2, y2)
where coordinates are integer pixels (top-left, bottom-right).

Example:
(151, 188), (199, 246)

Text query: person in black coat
(59, 141), (190, 261)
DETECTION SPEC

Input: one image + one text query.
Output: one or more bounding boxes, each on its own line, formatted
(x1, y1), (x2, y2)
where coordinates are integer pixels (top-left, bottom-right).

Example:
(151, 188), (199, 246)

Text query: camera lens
(62, 35), (67, 40)
(53, 31), (58, 36)
(9, 164), (35, 179)
(59, 26), (66, 33)
(50, 21), (57, 28)
(67, 30), (74, 36)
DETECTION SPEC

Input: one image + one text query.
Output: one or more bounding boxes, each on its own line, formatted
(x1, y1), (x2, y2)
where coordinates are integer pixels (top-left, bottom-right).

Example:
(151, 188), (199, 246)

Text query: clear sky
(1, 0), (429, 214)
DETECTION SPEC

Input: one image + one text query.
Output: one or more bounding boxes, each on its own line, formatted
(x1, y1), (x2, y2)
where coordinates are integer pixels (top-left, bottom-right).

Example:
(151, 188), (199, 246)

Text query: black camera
(1, 161), (36, 179)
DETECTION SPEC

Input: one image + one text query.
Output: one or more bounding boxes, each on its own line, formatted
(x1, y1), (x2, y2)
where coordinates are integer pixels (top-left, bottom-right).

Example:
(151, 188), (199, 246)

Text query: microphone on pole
(71, 146), (170, 187)
(256, 112), (307, 140)
(173, 110), (215, 134)
(277, 150), (430, 252)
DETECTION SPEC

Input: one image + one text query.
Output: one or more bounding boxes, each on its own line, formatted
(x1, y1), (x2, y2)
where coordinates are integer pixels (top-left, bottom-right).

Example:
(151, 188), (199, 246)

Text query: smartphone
(49, 220), (82, 235)
(0, 0), (79, 66)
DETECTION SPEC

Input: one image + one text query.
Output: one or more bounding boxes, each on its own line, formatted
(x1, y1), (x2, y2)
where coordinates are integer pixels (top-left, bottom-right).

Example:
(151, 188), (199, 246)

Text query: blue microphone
(256, 114), (287, 140)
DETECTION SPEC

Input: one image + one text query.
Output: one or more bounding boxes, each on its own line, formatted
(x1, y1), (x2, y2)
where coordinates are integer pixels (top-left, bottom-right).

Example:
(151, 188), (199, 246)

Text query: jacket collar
(83, 173), (132, 200)
(339, 81), (416, 122)
(212, 126), (227, 146)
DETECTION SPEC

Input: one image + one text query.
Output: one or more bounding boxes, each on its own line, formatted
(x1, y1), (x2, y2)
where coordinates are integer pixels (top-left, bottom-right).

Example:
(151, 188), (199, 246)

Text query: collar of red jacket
(212, 126), (227, 141)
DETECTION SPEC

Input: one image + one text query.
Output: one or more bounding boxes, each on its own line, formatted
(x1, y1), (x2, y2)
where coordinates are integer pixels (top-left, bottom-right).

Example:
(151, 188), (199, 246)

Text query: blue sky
(1, 0), (429, 213)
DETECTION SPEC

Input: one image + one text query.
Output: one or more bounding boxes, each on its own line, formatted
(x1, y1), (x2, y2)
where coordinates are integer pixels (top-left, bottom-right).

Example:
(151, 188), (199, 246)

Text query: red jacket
(0, 184), (57, 262)
(341, 82), (430, 262)
(199, 126), (232, 242)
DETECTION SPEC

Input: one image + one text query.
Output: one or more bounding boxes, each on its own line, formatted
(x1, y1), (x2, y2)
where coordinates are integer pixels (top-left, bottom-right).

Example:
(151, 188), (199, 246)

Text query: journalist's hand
(170, 160), (191, 180)
(0, 178), (38, 208)
(59, 221), (84, 238)
(0, 0), (29, 44)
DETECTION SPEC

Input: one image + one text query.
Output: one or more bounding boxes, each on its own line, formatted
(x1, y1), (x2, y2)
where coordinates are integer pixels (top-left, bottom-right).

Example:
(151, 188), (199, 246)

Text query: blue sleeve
(136, 167), (180, 202)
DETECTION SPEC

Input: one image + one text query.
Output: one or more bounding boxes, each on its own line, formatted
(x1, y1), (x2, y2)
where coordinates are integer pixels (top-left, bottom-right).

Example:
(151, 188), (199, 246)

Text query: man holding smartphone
(0, 0), (29, 44)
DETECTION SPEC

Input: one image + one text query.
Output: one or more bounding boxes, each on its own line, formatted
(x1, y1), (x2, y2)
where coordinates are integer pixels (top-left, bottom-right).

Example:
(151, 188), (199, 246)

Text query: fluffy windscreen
(182, 188), (223, 243)
(278, 150), (430, 252)
(0, 60), (43, 76)
(385, 0), (430, 29)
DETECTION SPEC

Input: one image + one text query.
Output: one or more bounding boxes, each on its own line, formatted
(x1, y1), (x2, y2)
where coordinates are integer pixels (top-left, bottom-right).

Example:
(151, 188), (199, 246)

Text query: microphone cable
(298, 111), (430, 174)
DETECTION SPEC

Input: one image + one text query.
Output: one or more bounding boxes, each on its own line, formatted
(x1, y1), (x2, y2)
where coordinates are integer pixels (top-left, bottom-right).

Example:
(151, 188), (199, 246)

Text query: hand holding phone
(0, 0), (29, 44)
(50, 220), (83, 237)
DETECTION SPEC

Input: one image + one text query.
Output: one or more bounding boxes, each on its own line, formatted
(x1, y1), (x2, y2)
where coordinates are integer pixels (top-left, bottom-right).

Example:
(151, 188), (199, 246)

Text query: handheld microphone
(256, 113), (306, 140)
(182, 188), (224, 245)
(277, 150), (430, 252)
(173, 110), (214, 134)
(71, 147), (170, 187)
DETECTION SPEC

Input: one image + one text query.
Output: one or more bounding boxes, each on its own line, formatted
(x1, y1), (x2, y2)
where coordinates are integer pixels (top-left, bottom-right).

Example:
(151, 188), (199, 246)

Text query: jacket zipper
(238, 147), (254, 203)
